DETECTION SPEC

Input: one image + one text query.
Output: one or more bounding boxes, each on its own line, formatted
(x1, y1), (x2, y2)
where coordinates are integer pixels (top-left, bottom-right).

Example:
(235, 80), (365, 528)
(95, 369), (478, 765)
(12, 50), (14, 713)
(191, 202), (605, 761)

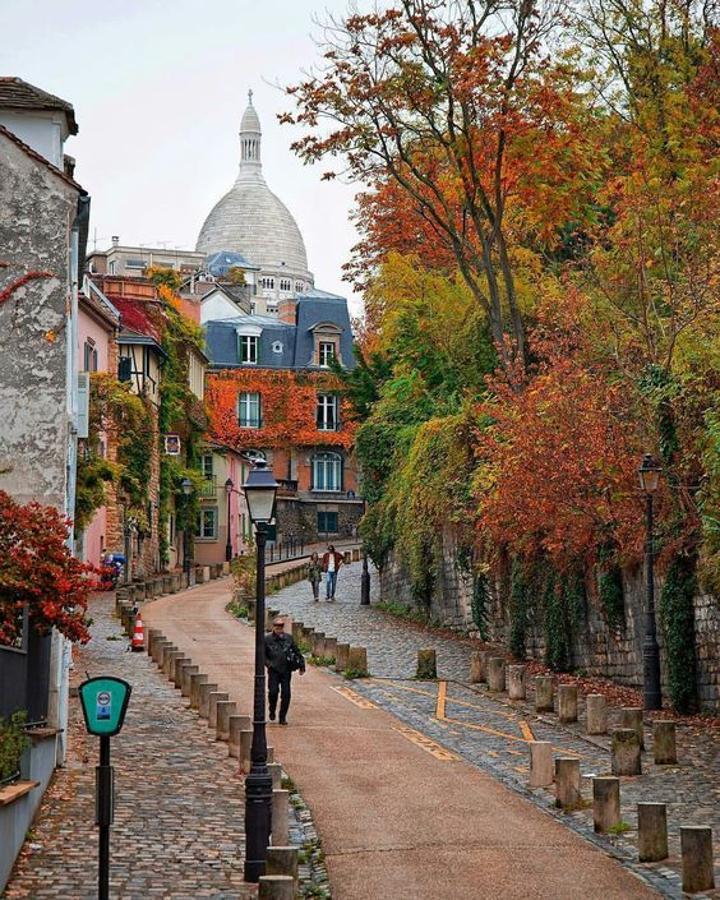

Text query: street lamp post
(360, 499), (370, 605)
(242, 460), (278, 883)
(225, 478), (234, 563)
(181, 477), (193, 588)
(638, 454), (662, 710)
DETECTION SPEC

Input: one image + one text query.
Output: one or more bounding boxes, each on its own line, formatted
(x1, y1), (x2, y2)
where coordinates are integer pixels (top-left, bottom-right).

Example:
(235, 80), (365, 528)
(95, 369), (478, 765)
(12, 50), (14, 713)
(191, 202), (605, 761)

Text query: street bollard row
(145, 627), (305, 889)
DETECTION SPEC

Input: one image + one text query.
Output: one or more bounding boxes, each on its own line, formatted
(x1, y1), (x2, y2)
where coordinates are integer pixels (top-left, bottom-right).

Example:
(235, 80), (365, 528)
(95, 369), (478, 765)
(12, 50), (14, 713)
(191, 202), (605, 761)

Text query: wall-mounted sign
(164, 434), (181, 455)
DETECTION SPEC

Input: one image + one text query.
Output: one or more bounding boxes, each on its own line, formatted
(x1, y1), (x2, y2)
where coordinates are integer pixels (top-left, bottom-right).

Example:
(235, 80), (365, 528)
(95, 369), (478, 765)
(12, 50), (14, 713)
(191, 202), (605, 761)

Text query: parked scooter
(101, 552), (126, 589)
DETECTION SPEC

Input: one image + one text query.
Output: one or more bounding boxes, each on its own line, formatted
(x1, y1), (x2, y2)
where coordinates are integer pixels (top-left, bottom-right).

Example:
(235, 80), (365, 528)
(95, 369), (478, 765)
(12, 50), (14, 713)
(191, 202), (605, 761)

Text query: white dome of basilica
(196, 92), (313, 286)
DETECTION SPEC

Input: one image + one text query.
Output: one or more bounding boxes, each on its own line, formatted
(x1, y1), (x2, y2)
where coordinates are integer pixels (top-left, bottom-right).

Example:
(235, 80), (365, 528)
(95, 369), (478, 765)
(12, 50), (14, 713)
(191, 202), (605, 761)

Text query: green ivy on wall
(509, 560), (529, 660)
(660, 553), (699, 713)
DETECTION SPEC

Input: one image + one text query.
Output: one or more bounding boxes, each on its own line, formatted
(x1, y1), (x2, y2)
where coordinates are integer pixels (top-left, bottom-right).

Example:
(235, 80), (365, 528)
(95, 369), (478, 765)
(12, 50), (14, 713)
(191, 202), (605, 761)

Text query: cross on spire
(248, 88), (253, 104)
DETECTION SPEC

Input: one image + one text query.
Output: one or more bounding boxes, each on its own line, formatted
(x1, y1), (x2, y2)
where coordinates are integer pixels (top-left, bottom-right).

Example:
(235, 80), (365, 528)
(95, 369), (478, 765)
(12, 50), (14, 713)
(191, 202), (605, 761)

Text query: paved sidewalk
(273, 562), (720, 897)
(143, 577), (655, 900)
(5, 593), (253, 900)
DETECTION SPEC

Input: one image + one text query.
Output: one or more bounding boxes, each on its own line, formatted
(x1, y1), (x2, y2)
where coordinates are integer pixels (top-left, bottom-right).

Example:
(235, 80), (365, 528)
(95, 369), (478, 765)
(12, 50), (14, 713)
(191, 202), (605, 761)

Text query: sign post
(78, 676), (132, 900)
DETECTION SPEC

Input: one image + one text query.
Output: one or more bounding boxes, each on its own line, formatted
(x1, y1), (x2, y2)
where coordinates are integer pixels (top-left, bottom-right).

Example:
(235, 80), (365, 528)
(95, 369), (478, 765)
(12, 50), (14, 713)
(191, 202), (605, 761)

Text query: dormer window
(319, 341), (335, 368)
(240, 334), (258, 364)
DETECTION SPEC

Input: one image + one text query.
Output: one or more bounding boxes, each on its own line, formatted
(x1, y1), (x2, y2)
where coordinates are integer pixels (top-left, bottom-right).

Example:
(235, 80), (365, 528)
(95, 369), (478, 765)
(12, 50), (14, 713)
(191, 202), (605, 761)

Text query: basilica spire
(238, 89), (262, 174)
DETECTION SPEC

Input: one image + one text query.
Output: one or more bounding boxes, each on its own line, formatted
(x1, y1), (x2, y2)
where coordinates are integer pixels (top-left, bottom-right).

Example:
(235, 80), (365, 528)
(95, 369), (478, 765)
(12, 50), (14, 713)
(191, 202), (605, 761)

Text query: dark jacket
(264, 631), (305, 675)
(322, 551), (344, 572)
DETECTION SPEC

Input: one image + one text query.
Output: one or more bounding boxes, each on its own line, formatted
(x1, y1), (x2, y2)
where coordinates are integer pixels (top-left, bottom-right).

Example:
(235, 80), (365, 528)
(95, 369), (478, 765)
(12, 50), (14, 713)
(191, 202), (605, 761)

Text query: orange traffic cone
(131, 613), (144, 652)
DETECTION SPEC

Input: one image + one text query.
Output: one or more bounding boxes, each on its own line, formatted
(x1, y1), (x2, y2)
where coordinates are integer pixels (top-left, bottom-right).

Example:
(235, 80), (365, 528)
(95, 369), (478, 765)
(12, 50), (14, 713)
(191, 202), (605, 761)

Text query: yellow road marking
(392, 724), (459, 761)
(331, 686), (377, 709)
(436, 680), (447, 720)
(520, 720), (535, 741)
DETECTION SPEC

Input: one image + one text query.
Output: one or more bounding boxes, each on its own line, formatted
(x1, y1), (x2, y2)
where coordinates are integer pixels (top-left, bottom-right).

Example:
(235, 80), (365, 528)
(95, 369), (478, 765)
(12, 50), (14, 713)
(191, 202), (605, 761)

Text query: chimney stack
(278, 296), (297, 325)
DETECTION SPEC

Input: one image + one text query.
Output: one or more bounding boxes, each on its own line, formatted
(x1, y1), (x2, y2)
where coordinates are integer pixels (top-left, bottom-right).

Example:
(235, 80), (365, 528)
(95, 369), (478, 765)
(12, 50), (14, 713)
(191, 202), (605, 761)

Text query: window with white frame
(312, 452), (342, 491)
(195, 507), (218, 540)
(201, 453), (214, 477)
(316, 394), (339, 431)
(261, 276), (275, 290)
(238, 392), (261, 428)
(279, 278), (292, 292)
(83, 339), (98, 372)
(239, 334), (258, 364)
(319, 341), (336, 368)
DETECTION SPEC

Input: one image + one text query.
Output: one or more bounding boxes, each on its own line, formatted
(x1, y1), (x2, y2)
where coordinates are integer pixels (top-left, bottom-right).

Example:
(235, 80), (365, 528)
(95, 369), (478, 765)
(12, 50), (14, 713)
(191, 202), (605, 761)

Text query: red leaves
(0, 492), (97, 645)
(0, 270), (54, 306)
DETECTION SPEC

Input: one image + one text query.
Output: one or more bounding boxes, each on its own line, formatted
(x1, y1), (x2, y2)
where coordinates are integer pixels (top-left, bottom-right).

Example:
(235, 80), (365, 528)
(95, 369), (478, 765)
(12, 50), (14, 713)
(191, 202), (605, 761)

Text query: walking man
(322, 544), (344, 601)
(264, 617), (305, 725)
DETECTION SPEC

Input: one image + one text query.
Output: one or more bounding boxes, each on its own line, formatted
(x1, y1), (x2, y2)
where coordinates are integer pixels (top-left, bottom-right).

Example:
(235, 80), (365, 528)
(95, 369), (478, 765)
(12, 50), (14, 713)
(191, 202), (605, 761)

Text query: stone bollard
(267, 746), (275, 763)
(173, 656), (192, 688)
(487, 657), (506, 692)
(157, 641), (174, 670)
(558, 684), (578, 723)
(555, 757), (581, 809)
(469, 651), (484, 684)
(169, 576), (178, 594)
(258, 875), (294, 900)
(189, 673), (208, 710)
(312, 632), (326, 657)
(302, 626), (314, 642)
(611, 729), (641, 776)
(162, 647), (179, 677)
(347, 647), (368, 675)
(292, 621), (304, 643)
(208, 692), (230, 730)
(507, 665), (526, 700)
(529, 741), (554, 788)
(272, 789), (290, 844)
(416, 648), (438, 680)
(247, 599), (257, 622)
(239, 729), (253, 773)
(228, 715), (246, 758)
(324, 637), (338, 660)
(335, 643), (350, 673)
(146, 628), (160, 656)
(163, 575), (173, 594)
(152, 637), (169, 665)
(265, 846), (298, 882)
(619, 707), (644, 750)
(592, 776), (620, 833)
(198, 682), (219, 720)
(267, 762), (283, 790)
(653, 721), (677, 765)
(681, 826), (715, 894)
(216, 700), (237, 741)
(181, 665), (199, 698)
(638, 803), (669, 862)
(201, 565), (211, 583)
(534, 676), (554, 713)
(586, 694), (607, 735)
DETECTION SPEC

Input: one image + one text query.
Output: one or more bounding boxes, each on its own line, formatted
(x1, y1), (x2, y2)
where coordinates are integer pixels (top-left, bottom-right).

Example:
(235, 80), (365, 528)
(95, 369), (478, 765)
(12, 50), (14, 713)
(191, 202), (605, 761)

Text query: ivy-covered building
(197, 93), (364, 544)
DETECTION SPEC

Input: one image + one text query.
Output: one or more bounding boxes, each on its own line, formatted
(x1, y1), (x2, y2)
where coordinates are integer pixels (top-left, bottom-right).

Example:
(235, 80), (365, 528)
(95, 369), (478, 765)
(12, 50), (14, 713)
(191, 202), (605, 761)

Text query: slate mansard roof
(204, 292), (355, 372)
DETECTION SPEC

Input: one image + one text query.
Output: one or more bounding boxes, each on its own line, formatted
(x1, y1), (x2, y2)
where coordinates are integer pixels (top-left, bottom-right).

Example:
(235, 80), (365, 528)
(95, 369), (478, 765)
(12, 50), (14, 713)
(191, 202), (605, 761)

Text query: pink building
(76, 280), (119, 566)
(193, 441), (251, 566)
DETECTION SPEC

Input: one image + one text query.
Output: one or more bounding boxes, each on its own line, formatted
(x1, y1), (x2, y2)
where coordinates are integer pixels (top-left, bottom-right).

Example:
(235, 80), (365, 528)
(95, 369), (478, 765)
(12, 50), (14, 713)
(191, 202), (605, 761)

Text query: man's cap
(272, 617), (284, 626)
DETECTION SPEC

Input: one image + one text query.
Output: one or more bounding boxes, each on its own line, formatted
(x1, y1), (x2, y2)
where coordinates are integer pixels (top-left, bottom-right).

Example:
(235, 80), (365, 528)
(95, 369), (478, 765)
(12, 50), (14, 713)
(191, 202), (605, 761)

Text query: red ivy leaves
(0, 270), (54, 306)
(0, 491), (97, 645)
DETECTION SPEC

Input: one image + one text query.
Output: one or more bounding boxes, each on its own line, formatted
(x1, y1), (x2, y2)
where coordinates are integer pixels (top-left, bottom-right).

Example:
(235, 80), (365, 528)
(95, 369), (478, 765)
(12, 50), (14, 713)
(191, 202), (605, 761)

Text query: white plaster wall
(0, 110), (65, 168)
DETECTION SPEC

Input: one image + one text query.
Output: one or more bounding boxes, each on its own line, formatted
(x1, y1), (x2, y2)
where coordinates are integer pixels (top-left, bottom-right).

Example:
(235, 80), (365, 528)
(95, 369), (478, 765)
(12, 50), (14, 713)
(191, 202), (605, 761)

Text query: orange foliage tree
(206, 369), (356, 451)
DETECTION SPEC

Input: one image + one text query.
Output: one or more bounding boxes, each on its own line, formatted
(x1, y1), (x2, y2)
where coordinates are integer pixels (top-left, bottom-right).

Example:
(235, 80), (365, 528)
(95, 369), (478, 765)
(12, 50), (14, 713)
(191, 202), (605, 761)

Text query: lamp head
(242, 459), (278, 525)
(225, 478), (234, 495)
(638, 454), (661, 493)
(181, 477), (193, 496)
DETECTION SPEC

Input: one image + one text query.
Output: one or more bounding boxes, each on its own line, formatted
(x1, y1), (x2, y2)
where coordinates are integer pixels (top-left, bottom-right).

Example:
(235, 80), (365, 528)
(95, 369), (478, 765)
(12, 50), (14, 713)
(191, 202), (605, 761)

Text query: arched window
(312, 452), (342, 492)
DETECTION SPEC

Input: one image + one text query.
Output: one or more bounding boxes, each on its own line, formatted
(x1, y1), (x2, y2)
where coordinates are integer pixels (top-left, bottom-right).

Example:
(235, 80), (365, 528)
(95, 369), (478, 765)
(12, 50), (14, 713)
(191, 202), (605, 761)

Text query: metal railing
(198, 476), (217, 498)
(268, 537), (305, 564)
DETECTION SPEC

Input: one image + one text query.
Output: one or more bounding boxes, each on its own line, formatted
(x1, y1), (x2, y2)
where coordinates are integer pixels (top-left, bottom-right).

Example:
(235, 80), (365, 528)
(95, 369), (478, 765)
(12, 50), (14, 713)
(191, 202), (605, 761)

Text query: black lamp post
(638, 453), (662, 710)
(225, 478), (234, 563)
(242, 459), (278, 882)
(360, 498), (370, 606)
(181, 477), (193, 588)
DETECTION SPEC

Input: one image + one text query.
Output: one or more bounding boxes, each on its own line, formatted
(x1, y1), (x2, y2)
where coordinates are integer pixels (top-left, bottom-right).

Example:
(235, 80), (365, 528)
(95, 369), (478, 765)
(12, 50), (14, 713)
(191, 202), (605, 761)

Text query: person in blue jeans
(322, 545), (344, 600)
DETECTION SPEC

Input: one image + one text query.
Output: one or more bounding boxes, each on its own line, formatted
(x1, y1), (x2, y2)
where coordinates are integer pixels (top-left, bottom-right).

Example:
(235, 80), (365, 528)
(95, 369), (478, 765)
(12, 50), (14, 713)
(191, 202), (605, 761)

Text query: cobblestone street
(5, 593), (254, 900)
(275, 562), (720, 898)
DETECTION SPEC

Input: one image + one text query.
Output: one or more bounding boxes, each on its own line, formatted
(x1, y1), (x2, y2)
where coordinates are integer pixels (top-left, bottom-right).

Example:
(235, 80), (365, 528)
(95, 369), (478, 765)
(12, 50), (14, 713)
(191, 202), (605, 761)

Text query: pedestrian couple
(307, 545), (344, 601)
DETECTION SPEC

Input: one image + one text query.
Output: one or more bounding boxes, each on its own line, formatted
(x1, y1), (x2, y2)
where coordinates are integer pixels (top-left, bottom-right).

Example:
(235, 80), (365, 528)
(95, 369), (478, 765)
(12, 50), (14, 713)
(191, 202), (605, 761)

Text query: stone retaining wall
(379, 536), (720, 711)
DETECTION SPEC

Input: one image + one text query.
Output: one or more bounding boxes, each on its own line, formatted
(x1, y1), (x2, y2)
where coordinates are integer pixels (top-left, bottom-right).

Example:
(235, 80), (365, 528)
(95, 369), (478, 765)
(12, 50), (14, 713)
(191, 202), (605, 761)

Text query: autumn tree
(284, 0), (602, 377)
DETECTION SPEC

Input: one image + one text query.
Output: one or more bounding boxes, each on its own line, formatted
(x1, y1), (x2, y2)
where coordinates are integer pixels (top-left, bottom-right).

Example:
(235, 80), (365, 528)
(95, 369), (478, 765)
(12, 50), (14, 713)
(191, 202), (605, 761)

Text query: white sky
(0, 0), (361, 308)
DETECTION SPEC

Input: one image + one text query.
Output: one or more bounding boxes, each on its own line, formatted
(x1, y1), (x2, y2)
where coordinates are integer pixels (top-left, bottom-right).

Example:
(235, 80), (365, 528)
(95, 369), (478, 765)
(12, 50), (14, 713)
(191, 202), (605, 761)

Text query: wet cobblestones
(6, 593), (255, 900)
(274, 562), (720, 898)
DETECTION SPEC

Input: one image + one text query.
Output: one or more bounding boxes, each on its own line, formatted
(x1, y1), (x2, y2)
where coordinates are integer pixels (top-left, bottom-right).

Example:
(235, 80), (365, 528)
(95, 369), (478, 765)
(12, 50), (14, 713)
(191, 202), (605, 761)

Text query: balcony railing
(199, 476), (217, 499)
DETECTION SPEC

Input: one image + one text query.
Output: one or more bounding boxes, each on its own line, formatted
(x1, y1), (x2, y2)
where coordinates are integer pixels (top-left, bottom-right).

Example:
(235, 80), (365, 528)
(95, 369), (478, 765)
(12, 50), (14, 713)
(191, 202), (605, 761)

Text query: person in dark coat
(322, 545), (344, 601)
(264, 617), (305, 725)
